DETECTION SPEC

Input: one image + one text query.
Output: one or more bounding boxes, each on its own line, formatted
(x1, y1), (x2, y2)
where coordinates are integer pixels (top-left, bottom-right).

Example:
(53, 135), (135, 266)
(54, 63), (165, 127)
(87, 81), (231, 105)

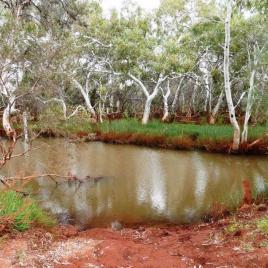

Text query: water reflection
(1, 139), (268, 227)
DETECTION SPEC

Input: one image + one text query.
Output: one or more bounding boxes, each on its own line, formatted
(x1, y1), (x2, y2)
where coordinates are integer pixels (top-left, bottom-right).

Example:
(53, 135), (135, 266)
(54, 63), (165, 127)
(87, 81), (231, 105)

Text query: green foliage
(0, 191), (55, 232)
(257, 218), (268, 235)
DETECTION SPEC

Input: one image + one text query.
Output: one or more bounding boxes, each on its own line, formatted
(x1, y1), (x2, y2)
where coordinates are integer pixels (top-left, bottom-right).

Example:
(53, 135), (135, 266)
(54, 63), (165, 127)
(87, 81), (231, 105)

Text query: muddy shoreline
(1, 202), (268, 267)
(36, 128), (268, 155)
(3, 128), (266, 155)
(1, 125), (267, 155)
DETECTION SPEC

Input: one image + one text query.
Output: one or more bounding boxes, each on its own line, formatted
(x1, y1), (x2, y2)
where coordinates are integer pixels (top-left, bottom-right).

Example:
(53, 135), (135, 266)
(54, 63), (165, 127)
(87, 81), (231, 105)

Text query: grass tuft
(0, 191), (55, 232)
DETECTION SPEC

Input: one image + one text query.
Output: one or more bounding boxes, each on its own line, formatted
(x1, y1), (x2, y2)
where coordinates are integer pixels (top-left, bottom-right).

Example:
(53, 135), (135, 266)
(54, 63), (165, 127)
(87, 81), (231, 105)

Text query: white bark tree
(161, 80), (171, 121)
(23, 110), (29, 143)
(171, 76), (185, 113)
(199, 50), (212, 114)
(241, 43), (263, 143)
(71, 72), (96, 120)
(0, 62), (23, 138)
(208, 89), (224, 124)
(224, 0), (240, 150)
(128, 73), (167, 124)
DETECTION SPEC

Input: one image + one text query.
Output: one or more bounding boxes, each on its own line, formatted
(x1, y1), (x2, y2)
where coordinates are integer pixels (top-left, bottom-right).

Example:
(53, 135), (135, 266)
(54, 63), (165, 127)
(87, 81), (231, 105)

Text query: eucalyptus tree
(156, 0), (197, 116)
(111, 0), (194, 124)
(0, 0), (86, 136)
(107, 3), (167, 124)
(0, 1), (32, 138)
(223, 0), (242, 150)
(238, 8), (268, 142)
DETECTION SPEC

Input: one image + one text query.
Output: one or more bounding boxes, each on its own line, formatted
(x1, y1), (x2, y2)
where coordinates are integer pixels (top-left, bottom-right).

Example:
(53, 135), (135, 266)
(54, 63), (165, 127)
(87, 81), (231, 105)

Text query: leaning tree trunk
(208, 90), (224, 124)
(2, 94), (17, 139)
(142, 97), (153, 124)
(3, 106), (14, 138)
(172, 77), (185, 113)
(224, 0), (240, 150)
(72, 78), (96, 121)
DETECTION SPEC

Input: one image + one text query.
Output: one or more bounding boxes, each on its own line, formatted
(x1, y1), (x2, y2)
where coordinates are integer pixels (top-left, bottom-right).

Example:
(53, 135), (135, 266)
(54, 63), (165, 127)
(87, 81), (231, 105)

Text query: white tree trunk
(241, 68), (256, 143)
(161, 81), (171, 121)
(142, 97), (153, 124)
(172, 77), (185, 112)
(72, 78), (96, 118)
(204, 73), (210, 113)
(209, 90), (224, 124)
(2, 94), (18, 139)
(129, 73), (167, 125)
(116, 100), (120, 113)
(23, 111), (29, 143)
(3, 106), (14, 138)
(224, 0), (240, 150)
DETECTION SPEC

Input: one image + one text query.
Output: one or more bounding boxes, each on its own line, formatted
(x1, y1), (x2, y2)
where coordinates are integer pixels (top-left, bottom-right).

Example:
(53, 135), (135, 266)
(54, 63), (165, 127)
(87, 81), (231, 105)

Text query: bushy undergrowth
(0, 191), (55, 232)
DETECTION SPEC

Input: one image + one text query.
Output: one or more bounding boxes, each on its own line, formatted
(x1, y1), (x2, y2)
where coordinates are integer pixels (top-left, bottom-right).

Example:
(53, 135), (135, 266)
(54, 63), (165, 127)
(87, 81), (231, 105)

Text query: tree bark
(142, 97), (153, 124)
(129, 73), (166, 125)
(209, 90), (224, 124)
(2, 94), (17, 139)
(72, 78), (96, 119)
(161, 81), (171, 121)
(241, 68), (256, 143)
(23, 111), (29, 143)
(172, 77), (185, 113)
(224, 0), (240, 150)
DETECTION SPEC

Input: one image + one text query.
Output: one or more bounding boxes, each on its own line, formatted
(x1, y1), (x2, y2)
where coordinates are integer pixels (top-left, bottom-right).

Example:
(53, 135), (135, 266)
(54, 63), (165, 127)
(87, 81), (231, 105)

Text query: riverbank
(27, 118), (268, 154)
(1, 201), (268, 267)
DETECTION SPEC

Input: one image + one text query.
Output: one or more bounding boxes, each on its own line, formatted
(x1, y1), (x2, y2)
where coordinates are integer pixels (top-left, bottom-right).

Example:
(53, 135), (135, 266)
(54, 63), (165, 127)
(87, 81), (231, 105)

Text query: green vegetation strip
(98, 119), (268, 142)
(0, 191), (55, 232)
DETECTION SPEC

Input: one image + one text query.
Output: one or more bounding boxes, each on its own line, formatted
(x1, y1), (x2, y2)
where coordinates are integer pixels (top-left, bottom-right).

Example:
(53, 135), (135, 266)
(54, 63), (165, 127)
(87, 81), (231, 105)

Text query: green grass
(0, 191), (55, 232)
(97, 119), (268, 142)
(257, 217), (268, 235)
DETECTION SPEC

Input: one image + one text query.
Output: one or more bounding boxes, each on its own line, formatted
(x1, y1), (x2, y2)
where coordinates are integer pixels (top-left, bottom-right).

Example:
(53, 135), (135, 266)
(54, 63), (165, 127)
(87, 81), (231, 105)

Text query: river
(2, 139), (268, 227)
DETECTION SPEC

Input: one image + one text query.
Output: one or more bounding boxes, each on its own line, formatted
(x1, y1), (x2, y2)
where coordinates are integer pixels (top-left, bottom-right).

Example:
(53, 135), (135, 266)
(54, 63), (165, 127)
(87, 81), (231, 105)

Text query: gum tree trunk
(241, 68), (256, 143)
(224, 0), (240, 150)
(2, 94), (17, 139)
(172, 77), (185, 113)
(128, 73), (167, 125)
(209, 90), (224, 124)
(72, 78), (96, 120)
(142, 97), (153, 124)
(23, 111), (29, 143)
(161, 81), (171, 121)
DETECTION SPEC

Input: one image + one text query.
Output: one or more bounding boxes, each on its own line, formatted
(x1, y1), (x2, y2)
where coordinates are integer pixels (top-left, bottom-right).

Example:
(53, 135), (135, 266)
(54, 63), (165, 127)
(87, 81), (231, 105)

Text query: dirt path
(1, 205), (268, 268)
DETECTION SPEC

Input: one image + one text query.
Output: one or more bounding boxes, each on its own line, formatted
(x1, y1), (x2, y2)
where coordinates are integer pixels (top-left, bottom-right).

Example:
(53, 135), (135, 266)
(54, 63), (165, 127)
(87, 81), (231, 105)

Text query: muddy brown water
(1, 139), (268, 227)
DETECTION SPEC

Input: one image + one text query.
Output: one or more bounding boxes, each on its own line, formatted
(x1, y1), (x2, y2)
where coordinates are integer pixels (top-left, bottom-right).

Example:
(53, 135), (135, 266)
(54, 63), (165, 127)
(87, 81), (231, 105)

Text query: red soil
(93, 131), (268, 155)
(1, 204), (268, 268)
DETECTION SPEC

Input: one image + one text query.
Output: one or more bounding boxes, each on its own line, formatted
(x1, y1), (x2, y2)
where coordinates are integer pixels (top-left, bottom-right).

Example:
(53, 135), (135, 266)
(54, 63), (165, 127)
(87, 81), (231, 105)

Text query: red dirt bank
(1, 204), (268, 268)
